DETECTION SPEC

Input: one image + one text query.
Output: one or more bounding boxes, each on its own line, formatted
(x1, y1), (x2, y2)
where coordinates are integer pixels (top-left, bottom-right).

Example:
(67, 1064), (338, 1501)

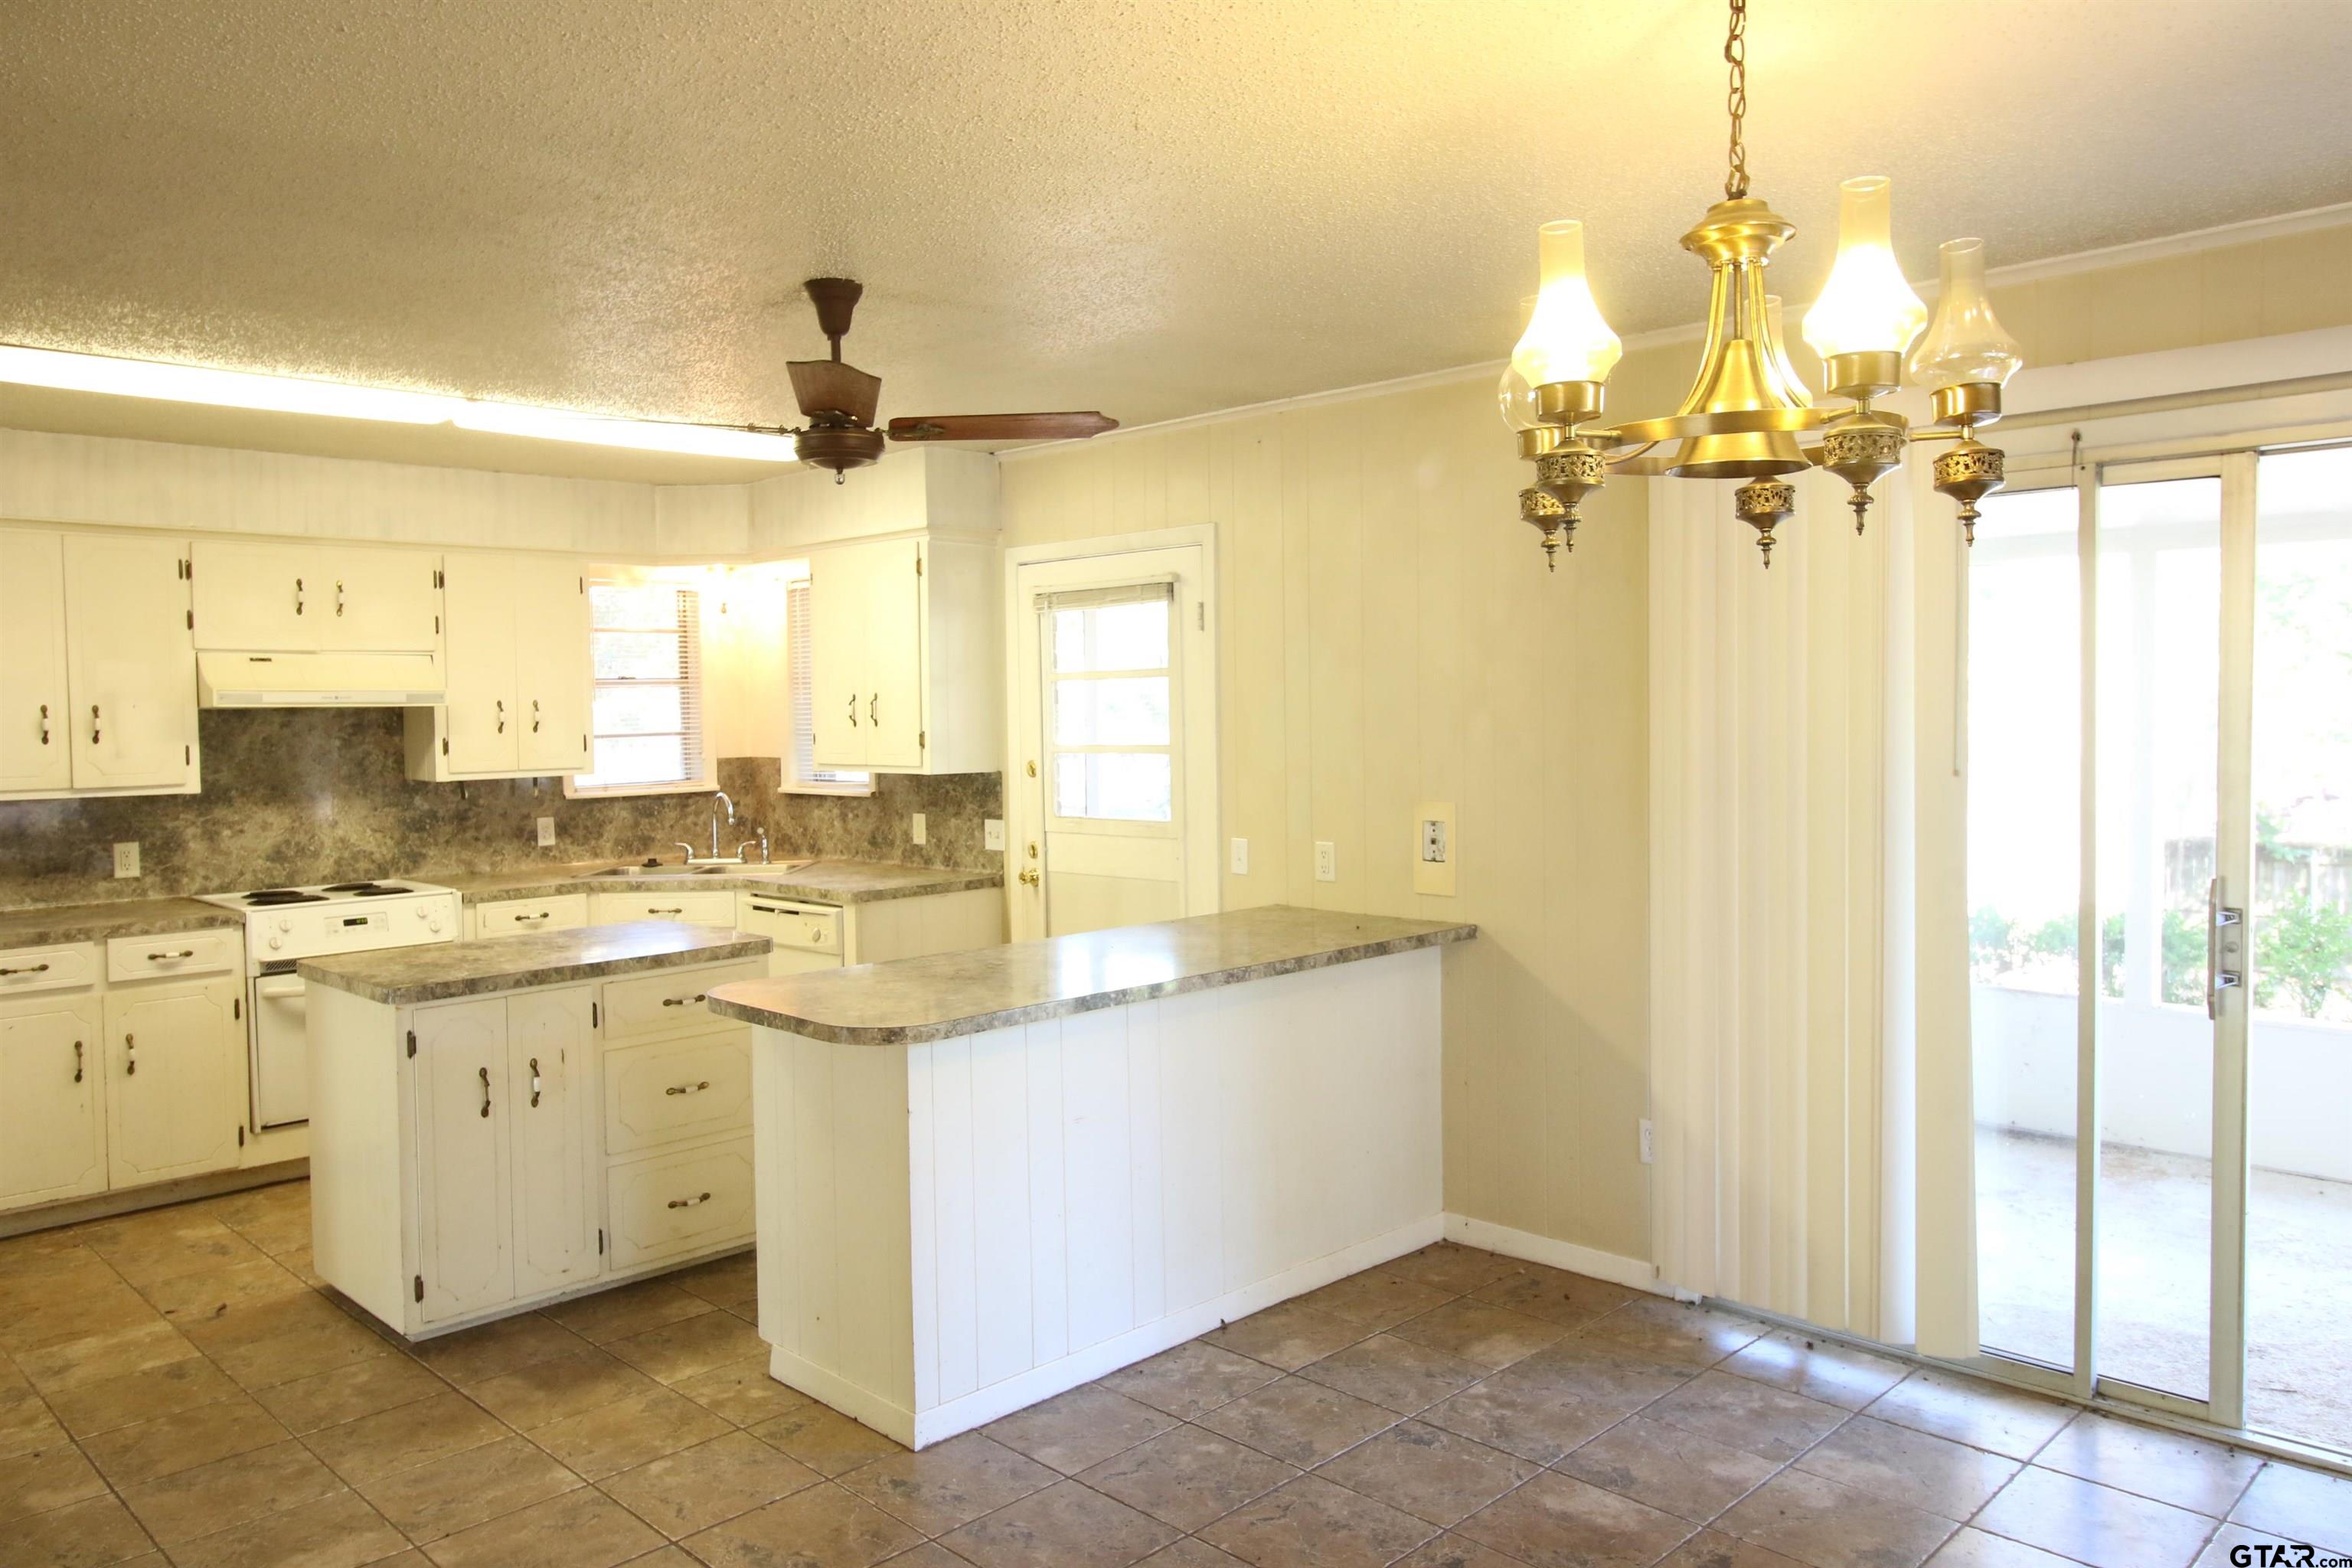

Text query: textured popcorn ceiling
(2, 0), (2348, 479)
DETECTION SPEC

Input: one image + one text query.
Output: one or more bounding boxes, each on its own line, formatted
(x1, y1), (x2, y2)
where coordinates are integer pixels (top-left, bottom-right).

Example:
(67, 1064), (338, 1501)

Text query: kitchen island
(707, 904), (1476, 1448)
(301, 920), (771, 1336)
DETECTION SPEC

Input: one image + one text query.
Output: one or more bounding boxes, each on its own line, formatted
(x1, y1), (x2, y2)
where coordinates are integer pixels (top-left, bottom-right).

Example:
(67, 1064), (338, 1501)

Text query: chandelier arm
(1723, 0), (1749, 201)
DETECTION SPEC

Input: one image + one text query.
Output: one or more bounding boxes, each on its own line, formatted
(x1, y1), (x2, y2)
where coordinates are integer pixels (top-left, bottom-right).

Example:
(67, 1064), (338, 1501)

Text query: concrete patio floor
(1977, 1127), (2352, 1458)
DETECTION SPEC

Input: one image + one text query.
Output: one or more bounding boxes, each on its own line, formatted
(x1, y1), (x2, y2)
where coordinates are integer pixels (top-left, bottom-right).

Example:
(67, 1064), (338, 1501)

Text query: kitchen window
(784, 577), (871, 795)
(570, 577), (713, 794)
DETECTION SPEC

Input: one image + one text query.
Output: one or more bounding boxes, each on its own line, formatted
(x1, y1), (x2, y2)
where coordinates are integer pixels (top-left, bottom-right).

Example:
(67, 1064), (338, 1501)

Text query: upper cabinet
(808, 533), (1000, 775)
(0, 528), (199, 801)
(404, 552), (592, 781)
(191, 540), (442, 652)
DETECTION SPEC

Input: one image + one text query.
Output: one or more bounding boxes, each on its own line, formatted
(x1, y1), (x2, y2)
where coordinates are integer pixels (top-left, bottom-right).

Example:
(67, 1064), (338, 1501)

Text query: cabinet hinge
(435, 568), (445, 588)
(185, 744), (192, 765)
(440, 737), (449, 757)
(237, 1125), (245, 1147)
(234, 996), (241, 1020)
(406, 1029), (416, 1058)
(1197, 602), (1205, 631)
(914, 551), (923, 577)
(414, 1274), (424, 1303)
(597, 1227), (606, 1255)
(590, 1001), (599, 1028)
(435, 615), (440, 635)
(919, 729), (926, 749)
(185, 609), (194, 630)
(578, 576), (585, 593)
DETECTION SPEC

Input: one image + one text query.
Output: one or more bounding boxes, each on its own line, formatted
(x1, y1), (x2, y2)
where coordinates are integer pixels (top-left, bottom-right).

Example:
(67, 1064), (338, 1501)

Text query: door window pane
(2246, 446), (2352, 1452)
(1054, 601), (1168, 672)
(1054, 753), (1171, 822)
(1968, 485), (2083, 1371)
(1054, 677), (1171, 746)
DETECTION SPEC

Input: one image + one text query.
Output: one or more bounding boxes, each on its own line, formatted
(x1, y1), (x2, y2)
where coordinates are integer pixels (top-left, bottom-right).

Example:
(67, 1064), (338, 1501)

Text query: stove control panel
(259, 893), (459, 956)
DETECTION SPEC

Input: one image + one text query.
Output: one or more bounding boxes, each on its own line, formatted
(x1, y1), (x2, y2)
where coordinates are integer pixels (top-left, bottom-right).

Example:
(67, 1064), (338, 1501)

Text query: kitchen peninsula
(706, 904), (1476, 1449)
(299, 920), (771, 1337)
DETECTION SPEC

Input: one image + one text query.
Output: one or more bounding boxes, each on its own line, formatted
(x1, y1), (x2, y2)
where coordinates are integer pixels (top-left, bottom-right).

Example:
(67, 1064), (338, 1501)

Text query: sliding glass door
(1968, 439), (2350, 1450)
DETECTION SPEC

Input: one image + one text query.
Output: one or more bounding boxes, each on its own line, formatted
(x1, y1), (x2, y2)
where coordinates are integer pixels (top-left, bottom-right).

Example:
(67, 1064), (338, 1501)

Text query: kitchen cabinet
(0, 528), (199, 801)
(588, 890), (739, 929)
(808, 534), (999, 774)
(404, 553), (591, 781)
(0, 991), (108, 1209)
(102, 975), (245, 1189)
(0, 531), (73, 795)
(466, 893), (590, 940)
(309, 952), (754, 1338)
(190, 539), (443, 653)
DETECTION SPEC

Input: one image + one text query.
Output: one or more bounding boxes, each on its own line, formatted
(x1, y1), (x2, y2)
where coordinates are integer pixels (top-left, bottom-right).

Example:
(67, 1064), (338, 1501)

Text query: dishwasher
(735, 896), (844, 976)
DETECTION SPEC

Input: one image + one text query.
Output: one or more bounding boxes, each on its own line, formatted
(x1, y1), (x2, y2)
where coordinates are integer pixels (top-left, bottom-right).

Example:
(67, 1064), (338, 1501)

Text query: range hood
(198, 651), (446, 708)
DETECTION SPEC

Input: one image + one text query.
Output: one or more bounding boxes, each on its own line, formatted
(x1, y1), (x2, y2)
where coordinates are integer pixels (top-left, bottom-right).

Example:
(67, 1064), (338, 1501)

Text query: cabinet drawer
(589, 890), (738, 927)
(0, 943), (100, 995)
(606, 1138), (753, 1270)
(604, 1032), (753, 1155)
(472, 893), (590, 937)
(106, 929), (240, 982)
(599, 961), (763, 1044)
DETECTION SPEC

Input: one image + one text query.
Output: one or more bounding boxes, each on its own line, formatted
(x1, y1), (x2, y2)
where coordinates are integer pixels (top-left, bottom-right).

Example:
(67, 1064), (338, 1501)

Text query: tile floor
(3, 1180), (2348, 1568)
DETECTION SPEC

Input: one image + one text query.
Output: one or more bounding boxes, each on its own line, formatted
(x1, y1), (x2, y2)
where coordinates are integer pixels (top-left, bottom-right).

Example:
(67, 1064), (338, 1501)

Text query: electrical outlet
(1638, 1119), (1655, 1165)
(1230, 837), (1250, 876)
(1314, 841), (1337, 882)
(984, 818), (1006, 852)
(112, 841), (140, 879)
(536, 816), (557, 848)
(1413, 802), (1456, 897)
(910, 812), (927, 845)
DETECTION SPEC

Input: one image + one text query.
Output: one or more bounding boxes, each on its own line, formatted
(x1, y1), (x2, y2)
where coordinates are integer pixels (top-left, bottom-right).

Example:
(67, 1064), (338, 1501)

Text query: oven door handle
(256, 976), (308, 1000)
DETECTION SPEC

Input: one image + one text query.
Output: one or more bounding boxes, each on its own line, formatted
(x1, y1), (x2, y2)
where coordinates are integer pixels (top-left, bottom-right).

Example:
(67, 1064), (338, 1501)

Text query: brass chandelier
(1503, 0), (2023, 569)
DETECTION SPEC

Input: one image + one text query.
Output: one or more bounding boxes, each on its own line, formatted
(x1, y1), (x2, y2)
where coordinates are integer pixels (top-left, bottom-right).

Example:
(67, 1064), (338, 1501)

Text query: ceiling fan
(756, 277), (1117, 479)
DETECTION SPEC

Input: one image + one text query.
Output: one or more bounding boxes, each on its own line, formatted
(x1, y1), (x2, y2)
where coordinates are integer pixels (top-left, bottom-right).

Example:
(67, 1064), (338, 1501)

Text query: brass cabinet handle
(294, 577), (305, 616)
(90, 704), (100, 746)
(479, 1065), (491, 1118)
(658, 992), (709, 1008)
(531, 697), (541, 733)
(147, 949), (195, 962)
(664, 1080), (712, 1096)
(666, 1191), (714, 1210)
(649, 907), (684, 916)
(529, 1057), (542, 1109)
(513, 912), (549, 923)
(847, 692), (858, 727)
(869, 692), (878, 726)
(0, 962), (51, 977)
(335, 580), (346, 617)
(495, 698), (506, 734)
(38, 703), (48, 746)
(124, 1032), (136, 1075)
(74, 1040), (83, 1084)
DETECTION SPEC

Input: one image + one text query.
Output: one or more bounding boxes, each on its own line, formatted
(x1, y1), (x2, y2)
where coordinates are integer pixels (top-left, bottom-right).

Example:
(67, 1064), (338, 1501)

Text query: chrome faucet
(710, 790), (735, 861)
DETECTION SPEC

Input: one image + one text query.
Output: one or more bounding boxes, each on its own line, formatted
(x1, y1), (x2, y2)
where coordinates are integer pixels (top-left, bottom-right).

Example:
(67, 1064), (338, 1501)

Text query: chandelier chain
(1723, 0), (1749, 200)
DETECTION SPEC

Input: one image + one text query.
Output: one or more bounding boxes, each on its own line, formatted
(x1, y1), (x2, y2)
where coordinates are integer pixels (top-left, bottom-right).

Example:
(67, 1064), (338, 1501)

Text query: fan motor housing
(793, 425), (887, 474)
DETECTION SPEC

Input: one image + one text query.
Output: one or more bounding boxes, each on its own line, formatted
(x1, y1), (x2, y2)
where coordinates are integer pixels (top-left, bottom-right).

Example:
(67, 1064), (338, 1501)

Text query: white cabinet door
(319, 547), (442, 653)
(439, 554), (520, 774)
(411, 998), (514, 1323)
(513, 563), (591, 774)
(103, 978), (241, 1188)
(191, 539), (313, 651)
(0, 991), (107, 1207)
(63, 535), (197, 792)
(808, 541), (871, 768)
(0, 531), (73, 795)
(506, 988), (599, 1298)
(864, 539), (926, 768)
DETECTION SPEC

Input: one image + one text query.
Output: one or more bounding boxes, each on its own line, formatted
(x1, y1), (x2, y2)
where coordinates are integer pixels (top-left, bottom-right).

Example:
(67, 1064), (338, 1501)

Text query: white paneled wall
(751, 948), (1444, 1447)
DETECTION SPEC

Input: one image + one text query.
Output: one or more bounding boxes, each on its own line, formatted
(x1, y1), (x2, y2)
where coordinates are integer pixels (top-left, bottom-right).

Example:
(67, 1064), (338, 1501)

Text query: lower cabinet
(0, 949), (246, 1215)
(312, 958), (754, 1337)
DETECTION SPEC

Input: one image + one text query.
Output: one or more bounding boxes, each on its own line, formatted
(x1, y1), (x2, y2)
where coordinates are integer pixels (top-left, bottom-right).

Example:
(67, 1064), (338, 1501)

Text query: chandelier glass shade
(1509, 0), (2021, 570)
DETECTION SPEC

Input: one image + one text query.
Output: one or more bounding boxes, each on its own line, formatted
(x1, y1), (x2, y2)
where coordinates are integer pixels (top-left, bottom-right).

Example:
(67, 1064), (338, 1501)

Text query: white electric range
(195, 880), (461, 1129)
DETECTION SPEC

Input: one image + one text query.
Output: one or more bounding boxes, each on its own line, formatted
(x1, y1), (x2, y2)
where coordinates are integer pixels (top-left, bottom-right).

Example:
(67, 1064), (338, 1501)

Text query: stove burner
(245, 890), (327, 906)
(348, 884), (413, 897)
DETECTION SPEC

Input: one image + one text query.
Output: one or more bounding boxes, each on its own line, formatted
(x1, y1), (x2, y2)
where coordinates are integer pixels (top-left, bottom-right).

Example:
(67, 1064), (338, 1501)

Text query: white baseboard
(1443, 1213), (1664, 1296)
(761, 1212), (1447, 1449)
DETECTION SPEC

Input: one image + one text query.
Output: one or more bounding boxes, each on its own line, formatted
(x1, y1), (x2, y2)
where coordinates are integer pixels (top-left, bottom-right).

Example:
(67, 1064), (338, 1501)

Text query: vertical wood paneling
(1126, 1000), (1168, 1325)
(1024, 1020), (1069, 1364)
(1157, 996), (1224, 1312)
(1060, 1009), (1135, 1351)
(790, 1037), (839, 1367)
(969, 1029), (1035, 1387)
(920, 1039), (972, 1403)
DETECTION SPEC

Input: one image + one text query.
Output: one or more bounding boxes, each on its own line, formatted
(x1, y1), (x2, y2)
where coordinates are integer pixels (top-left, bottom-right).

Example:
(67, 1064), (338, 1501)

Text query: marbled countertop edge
(426, 858), (1002, 906)
(0, 897), (246, 949)
(300, 921), (773, 1008)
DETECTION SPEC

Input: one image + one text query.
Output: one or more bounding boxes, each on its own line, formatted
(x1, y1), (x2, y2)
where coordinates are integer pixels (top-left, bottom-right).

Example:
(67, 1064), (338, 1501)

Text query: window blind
(577, 580), (707, 791)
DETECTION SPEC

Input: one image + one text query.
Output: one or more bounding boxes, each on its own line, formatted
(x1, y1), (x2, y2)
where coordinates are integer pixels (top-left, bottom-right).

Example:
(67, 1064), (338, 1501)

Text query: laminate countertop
(707, 905), (1477, 1045)
(299, 921), (772, 1007)
(0, 897), (245, 949)
(422, 858), (1001, 906)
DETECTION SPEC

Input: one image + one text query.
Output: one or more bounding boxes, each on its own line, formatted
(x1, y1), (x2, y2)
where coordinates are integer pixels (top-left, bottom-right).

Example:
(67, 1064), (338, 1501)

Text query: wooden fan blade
(886, 412), (1118, 443)
(787, 359), (882, 427)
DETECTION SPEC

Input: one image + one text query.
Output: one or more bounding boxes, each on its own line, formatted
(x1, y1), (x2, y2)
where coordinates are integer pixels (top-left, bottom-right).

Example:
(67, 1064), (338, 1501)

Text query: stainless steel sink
(590, 865), (730, 877)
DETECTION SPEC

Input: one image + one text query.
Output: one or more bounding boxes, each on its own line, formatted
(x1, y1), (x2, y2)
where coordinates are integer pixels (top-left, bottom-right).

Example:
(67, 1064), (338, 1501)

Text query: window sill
(563, 776), (720, 800)
(779, 782), (877, 799)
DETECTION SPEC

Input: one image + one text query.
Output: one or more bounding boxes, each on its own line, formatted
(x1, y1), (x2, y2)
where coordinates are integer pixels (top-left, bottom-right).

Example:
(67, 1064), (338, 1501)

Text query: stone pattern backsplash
(0, 709), (1002, 908)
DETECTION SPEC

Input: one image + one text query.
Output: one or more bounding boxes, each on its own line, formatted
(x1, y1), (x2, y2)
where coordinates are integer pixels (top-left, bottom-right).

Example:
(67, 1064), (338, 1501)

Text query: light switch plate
(910, 812), (927, 845)
(1230, 837), (1250, 876)
(1314, 841), (1337, 882)
(535, 816), (557, 847)
(984, 818), (1006, 852)
(112, 841), (140, 879)
(1412, 802), (1456, 897)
